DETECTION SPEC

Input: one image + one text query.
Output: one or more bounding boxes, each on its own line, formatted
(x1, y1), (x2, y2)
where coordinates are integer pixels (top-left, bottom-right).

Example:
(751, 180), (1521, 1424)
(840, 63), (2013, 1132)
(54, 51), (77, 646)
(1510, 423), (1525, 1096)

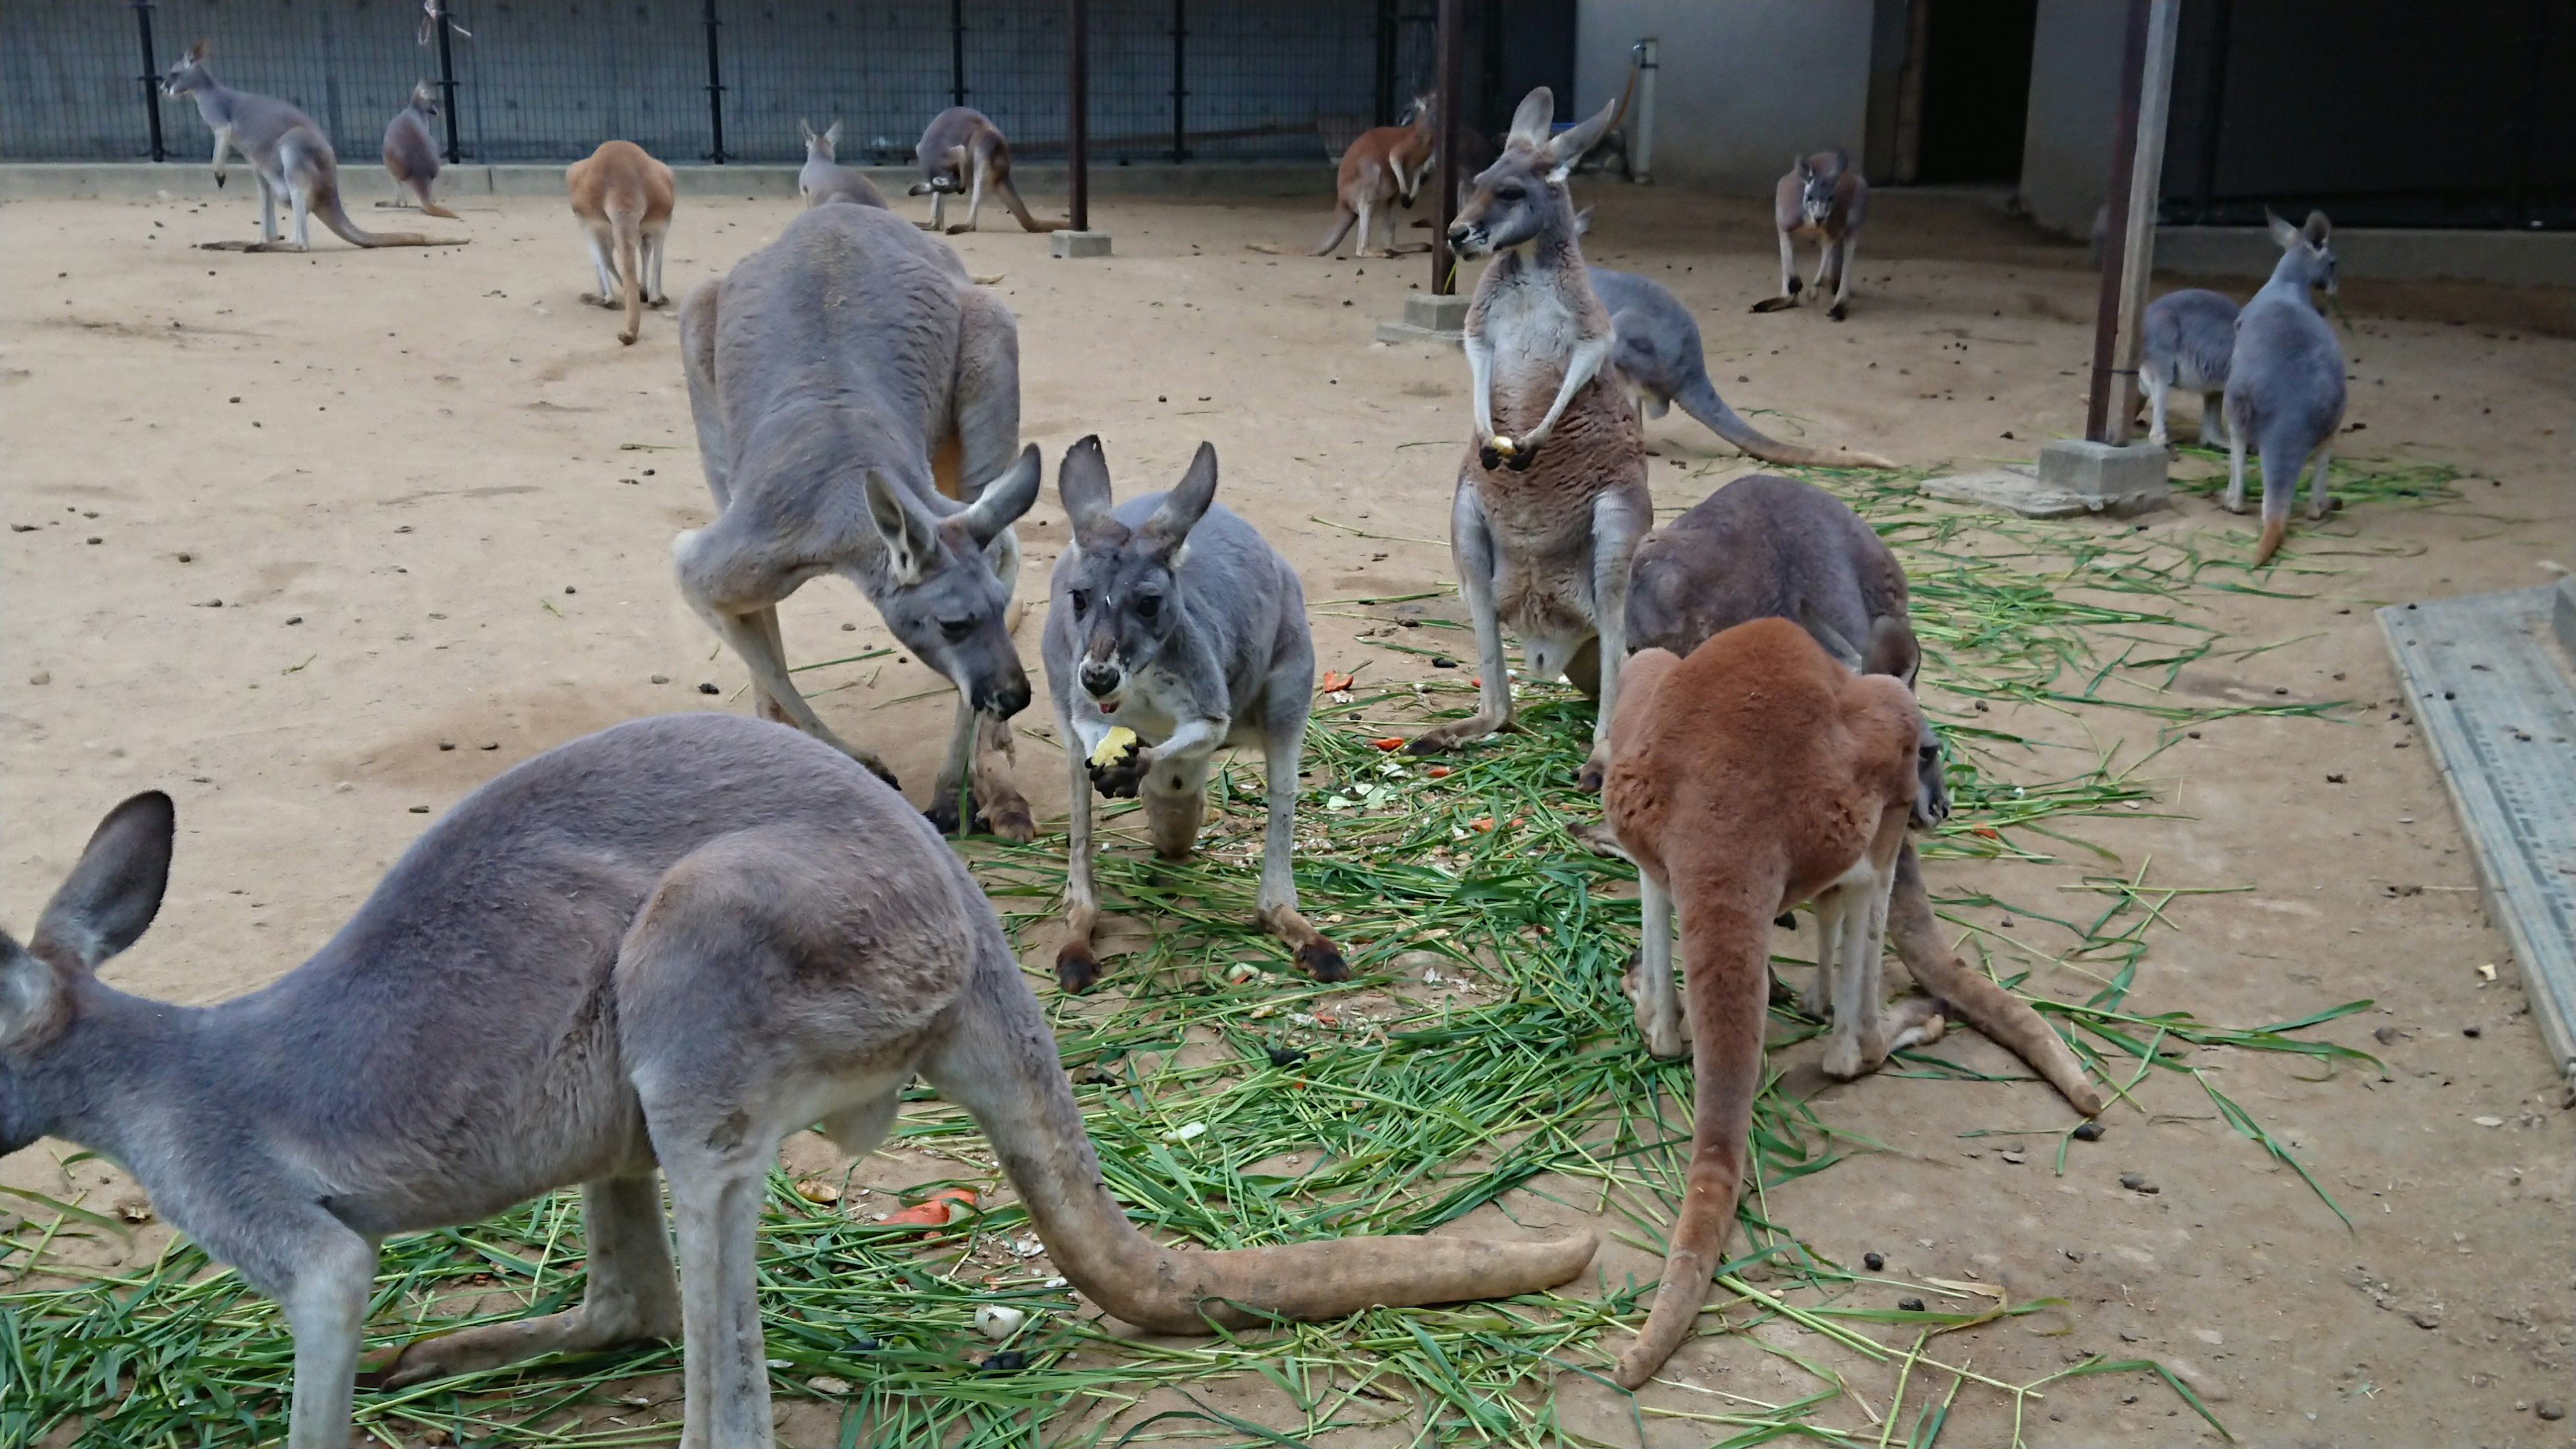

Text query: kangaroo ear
(1544, 92), (1623, 170)
(1505, 87), (1556, 150)
(827, 121), (844, 147)
(2302, 209), (2331, 247)
(1793, 154), (1812, 180)
(1829, 148), (1851, 176)
(30, 792), (174, 973)
(1140, 442), (1220, 559)
(1572, 205), (1595, 235)
(1795, 603), (1865, 674)
(186, 38), (209, 62)
(2265, 209), (2300, 251)
(958, 444), (1040, 545)
(0, 934), (66, 1046)
(1862, 615), (1920, 685)
(864, 471), (941, 586)
(1057, 435), (1126, 551)
(800, 119), (816, 144)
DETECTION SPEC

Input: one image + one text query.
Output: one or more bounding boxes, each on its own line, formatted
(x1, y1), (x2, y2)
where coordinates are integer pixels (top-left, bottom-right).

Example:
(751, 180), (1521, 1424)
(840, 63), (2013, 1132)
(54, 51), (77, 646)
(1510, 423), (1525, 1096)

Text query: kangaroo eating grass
(797, 119), (890, 210)
(1601, 619), (1945, 1387)
(2224, 210), (2346, 566)
(1314, 94), (1437, 259)
(676, 203), (1041, 841)
(380, 81), (458, 219)
(1751, 150), (1865, 321)
(0, 716), (1596, 1449)
(566, 140), (676, 346)
(161, 40), (463, 252)
(1044, 437), (1348, 993)
(1591, 266), (1896, 468)
(908, 107), (1059, 234)
(2141, 288), (2237, 448)
(1405, 86), (1646, 792)
(1616, 474), (2104, 1116)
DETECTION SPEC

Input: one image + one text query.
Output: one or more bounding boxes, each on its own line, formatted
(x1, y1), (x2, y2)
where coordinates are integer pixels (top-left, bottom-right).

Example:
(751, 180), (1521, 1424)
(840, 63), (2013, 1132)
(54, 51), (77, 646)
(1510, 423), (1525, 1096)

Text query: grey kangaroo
(2139, 288), (2237, 447)
(0, 715), (1595, 1449)
(160, 40), (460, 251)
(797, 119), (890, 210)
(1044, 437), (1347, 991)
(675, 203), (1041, 839)
(1407, 85), (1646, 793)
(908, 107), (1058, 234)
(1615, 474), (2104, 1116)
(380, 81), (458, 219)
(2224, 210), (2346, 566)
(1751, 150), (1864, 321)
(1590, 266), (1896, 468)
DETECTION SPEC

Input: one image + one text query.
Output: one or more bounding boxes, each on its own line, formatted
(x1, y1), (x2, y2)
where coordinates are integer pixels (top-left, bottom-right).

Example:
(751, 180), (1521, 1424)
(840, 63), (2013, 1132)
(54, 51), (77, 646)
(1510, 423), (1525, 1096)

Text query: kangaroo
(2224, 211), (2346, 566)
(160, 40), (460, 252)
(1044, 437), (1347, 993)
(1601, 618), (1942, 1387)
(1615, 474), (2104, 1116)
(0, 716), (1597, 1449)
(676, 203), (1042, 841)
(380, 81), (458, 219)
(2139, 288), (2237, 448)
(1405, 87), (1644, 792)
(797, 119), (890, 210)
(1591, 266), (1896, 468)
(566, 140), (676, 347)
(1314, 95), (1437, 259)
(1750, 150), (1865, 321)
(908, 107), (1058, 234)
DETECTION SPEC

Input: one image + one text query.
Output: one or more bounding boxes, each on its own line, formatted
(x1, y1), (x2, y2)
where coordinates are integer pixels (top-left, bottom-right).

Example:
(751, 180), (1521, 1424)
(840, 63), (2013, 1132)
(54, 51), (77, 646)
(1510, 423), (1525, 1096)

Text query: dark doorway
(1914, 0), (2039, 184)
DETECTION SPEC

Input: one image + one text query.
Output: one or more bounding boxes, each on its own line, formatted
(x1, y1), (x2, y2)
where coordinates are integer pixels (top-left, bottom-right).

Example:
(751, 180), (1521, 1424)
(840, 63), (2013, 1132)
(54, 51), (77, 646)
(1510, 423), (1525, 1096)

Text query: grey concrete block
(2554, 574), (2576, 661)
(1921, 439), (2169, 520)
(1404, 292), (1470, 331)
(1050, 229), (1113, 259)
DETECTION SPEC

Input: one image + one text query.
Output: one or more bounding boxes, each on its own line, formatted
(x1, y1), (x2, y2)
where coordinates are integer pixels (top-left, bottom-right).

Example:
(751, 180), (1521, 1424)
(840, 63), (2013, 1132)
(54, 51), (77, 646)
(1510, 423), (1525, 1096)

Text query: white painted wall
(2018, 0), (2127, 237)
(1574, 0), (1877, 195)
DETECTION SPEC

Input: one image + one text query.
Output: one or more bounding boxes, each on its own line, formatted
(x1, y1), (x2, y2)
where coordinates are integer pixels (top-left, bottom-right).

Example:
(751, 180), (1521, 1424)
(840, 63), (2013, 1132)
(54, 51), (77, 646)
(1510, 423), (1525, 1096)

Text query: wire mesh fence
(1, 0), (1450, 168)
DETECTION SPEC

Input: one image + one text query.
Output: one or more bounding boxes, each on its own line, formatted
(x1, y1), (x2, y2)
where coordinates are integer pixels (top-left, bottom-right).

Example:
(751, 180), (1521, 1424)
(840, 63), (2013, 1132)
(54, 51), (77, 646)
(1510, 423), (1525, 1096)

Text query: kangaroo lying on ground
(910, 107), (1058, 233)
(797, 119), (890, 210)
(1590, 266), (1896, 468)
(1601, 618), (1941, 1387)
(1405, 86), (1645, 792)
(160, 40), (462, 252)
(2225, 210), (2346, 566)
(1044, 437), (1348, 992)
(1751, 150), (1865, 321)
(1617, 474), (2104, 1116)
(2141, 288), (2237, 447)
(1315, 95), (1437, 259)
(566, 140), (676, 346)
(0, 715), (1596, 1449)
(676, 203), (1041, 840)
(380, 81), (458, 219)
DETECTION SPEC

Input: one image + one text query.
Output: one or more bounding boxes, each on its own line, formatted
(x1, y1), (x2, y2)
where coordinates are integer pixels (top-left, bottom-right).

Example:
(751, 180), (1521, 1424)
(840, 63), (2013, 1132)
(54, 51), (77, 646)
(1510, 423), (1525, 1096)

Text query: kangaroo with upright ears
(1751, 150), (1866, 321)
(1313, 94), (1438, 259)
(2224, 210), (2346, 566)
(1043, 437), (1348, 993)
(380, 82), (458, 219)
(797, 119), (890, 210)
(908, 107), (1059, 234)
(566, 140), (676, 347)
(0, 716), (1596, 1449)
(160, 40), (462, 252)
(676, 203), (1042, 841)
(1405, 86), (1646, 792)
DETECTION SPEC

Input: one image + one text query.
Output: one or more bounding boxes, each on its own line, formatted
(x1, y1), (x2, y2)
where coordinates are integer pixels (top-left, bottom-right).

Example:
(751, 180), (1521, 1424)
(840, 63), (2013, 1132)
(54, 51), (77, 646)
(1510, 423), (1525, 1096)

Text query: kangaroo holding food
(1751, 150), (1865, 321)
(1314, 95), (1437, 259)
(797, 119), (890, 210)
(161, 40), (462, 252)
(1044, 437), (1348, 993)
(1405, 86), (1647, 792)
(2224, 210), (2346, 566)
(2139, 288), (2237, 448)
(909, 107), (1058, 233)
(0, 716), (1596, 1449)
(566, 140), (676, 346)
(675, 203), (1042, 840)
(380, 81), (458, 219)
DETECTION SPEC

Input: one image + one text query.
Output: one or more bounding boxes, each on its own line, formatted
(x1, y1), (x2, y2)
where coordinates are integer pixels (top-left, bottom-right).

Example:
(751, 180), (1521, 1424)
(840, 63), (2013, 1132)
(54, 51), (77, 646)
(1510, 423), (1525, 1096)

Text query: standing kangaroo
(1751, 150), (1865, 321)
(908, 107), (1058, 234)
(1406, 87), (1644, 792)
(797, 119), (890, 210)
(1044, 437), (1348, 993)
(2139, 288), (2237, 447)
(2224, 211), (2346, 566)
(566, 140), (676, 347)
(0, 716), (1596, 1449)
(676, 203), (1042, 841)
(380, 81), (458, 219)
(1313, 95), (1437, 259)
(160, 40), (460, 252)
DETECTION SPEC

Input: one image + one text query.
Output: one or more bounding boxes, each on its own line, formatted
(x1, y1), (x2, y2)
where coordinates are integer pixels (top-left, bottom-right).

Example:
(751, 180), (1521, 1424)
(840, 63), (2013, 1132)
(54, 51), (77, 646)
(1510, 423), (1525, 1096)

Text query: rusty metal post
(1430, 0), (1463, 295)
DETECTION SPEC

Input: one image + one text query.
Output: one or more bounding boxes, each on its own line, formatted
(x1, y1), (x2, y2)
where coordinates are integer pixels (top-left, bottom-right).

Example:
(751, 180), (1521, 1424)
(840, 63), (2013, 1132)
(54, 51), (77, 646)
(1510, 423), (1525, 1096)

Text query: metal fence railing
(1, 0), (1450, 168)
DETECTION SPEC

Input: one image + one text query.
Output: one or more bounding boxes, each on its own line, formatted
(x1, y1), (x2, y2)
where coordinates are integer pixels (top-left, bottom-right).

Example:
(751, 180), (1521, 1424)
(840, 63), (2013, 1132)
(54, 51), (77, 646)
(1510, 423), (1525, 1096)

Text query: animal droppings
(2073, 1121), (2105, 1142)
(698, 682), (720, 695)
(979, 1350), (1028, 1373)
(1863, 1251), (1884, 1271)
(1898, 1297), (1926, 1312)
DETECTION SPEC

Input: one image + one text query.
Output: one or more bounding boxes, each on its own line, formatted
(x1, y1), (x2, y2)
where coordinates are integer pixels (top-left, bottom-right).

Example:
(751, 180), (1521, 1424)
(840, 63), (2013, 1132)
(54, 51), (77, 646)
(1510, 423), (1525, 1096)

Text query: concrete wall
(2017, 0), (2125, 238)
(1572, 0), (1876, 195)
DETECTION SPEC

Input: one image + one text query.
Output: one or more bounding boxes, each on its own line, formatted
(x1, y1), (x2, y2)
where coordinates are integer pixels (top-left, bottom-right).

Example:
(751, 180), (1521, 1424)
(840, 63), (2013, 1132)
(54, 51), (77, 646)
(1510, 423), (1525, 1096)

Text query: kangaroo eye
(1496, 186), (1525, 203)
(1134, 594), (1162, 619)
(1069, 590), (1091, 614)
(938, 615), (975, 641)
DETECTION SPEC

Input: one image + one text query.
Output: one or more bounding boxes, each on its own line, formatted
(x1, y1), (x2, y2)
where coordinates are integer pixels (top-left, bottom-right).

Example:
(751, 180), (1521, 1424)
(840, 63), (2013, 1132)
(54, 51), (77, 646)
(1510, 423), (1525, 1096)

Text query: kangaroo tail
(997, 178), (1059, 233)
(313, 178), (449, 248)
(412, 184), (461, 221)
(2251, 439), (2294, 565)
(614, 209), (644, 345)
(1886, 839), (2103, 1115)
(1313, 205), (1358, 258)
(1673, 368), (1895, 469)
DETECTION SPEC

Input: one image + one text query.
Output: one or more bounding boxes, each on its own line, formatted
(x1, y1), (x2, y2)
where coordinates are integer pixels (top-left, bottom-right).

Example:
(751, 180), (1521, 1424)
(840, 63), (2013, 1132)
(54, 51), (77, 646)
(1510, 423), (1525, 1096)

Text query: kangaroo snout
(1079, 661), (1123, 702)
(971, 662), (1033, 718)
(1446, 222), (1485, 256)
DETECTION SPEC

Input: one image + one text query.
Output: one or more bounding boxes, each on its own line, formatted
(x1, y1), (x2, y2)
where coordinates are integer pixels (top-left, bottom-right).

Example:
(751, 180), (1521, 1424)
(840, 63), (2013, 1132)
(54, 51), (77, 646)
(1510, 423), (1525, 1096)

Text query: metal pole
(2101, 0), (2179, 447)
(951, 0), (967, 107)
(701, 0), (727, 164)
(1170, 0), (1187, 163)
(2084, 0), (2151, 443)
(433, 0), (462, 163)
(133, 1), (164, 163)
(1068, 0), (1089, 232)
(1430, 0), (1462, 294)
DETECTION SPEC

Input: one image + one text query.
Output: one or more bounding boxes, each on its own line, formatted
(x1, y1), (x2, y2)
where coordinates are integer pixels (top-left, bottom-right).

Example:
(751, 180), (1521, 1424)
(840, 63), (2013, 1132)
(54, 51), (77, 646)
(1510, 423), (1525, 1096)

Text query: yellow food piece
(1089, 727), (1140, 767)
(1489, 435), (1517, 457)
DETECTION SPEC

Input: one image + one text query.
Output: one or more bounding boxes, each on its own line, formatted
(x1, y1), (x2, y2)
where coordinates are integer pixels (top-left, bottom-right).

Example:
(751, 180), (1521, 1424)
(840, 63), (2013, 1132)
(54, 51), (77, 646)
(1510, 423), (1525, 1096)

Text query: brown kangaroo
(1313, 95), (1437, 259)
(909, 107), (1058, 234)
(566, 140), (676, 345)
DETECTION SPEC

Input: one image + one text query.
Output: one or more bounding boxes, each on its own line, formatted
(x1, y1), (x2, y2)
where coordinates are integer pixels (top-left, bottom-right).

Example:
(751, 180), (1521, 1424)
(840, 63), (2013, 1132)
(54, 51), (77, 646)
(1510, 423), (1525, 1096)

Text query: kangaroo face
(1909, 720), (1949, 828)
(1052, 438), (1222, 715)
(411, 83), (441, 118)
(1797, 159), (1841, 227)
(860, 450), (1042, 718)
(1449, 150), (1553, 259)
(161, 50), (213, 98)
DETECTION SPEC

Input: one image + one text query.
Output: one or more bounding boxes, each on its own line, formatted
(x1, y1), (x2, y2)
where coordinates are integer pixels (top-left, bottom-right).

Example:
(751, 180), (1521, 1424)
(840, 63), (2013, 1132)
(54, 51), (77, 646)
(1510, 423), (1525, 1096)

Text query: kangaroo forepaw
(1055, 941), (1103, 994)
(923, 795), (985, 838)
(1505, 439), (1540, 472)
(1088, 750), (1148, 800)
(1479, 443), (1506, 471)
(1575, 749), (1608, 793)
(1827, 302), (1848, 322)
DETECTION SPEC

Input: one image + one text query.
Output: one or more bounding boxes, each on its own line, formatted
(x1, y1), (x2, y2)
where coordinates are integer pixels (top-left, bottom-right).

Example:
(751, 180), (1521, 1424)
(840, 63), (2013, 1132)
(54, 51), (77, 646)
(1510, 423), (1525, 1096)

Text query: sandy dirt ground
(3, 180), (2572, 1448)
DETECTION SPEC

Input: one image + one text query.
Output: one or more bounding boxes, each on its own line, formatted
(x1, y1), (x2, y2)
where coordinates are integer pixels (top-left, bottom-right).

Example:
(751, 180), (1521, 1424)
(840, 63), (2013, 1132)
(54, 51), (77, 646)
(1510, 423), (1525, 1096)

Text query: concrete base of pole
(1375, 291), (1468, 345)
(1922, 438), (2169, 519)
(1049, 230), (1112, 259)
